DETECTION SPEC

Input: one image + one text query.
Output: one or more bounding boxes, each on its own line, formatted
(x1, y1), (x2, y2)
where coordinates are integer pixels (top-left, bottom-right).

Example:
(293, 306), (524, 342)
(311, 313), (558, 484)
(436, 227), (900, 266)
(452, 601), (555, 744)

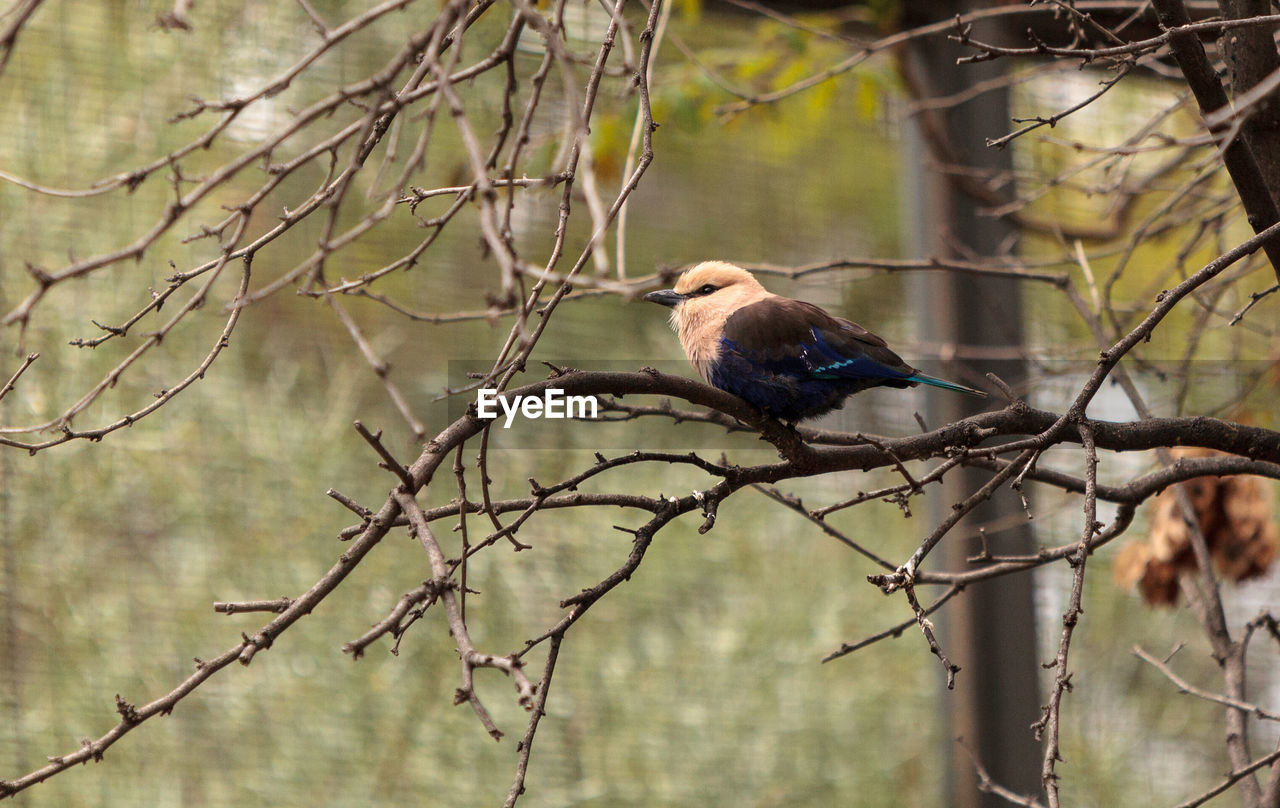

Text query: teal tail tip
(907, 372), (988, 398)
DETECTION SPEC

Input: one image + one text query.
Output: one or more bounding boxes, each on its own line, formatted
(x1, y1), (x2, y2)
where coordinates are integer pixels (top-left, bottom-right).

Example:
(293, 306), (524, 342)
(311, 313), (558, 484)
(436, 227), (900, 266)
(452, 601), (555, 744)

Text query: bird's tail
(906, 372), (988, 398)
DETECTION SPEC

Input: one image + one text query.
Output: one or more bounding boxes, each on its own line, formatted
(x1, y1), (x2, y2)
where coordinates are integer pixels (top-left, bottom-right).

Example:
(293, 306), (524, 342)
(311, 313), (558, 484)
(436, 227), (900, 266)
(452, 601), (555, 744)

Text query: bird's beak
(642, 289), (685, 308)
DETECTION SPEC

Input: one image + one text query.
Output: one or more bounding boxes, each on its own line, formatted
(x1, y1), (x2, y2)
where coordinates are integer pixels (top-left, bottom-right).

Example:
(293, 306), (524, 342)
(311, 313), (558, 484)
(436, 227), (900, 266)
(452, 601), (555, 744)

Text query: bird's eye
(697, 284), (717, 295)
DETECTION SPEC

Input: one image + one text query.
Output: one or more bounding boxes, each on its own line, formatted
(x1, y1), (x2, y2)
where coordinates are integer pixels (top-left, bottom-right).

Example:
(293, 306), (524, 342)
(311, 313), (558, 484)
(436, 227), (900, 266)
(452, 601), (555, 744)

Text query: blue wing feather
(802, 329), (914, 381)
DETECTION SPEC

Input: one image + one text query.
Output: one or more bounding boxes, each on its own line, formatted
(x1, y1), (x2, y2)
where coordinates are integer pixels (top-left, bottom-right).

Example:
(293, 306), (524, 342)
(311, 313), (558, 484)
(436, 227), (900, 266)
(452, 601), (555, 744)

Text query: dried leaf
(1116, 448), (1278, 606)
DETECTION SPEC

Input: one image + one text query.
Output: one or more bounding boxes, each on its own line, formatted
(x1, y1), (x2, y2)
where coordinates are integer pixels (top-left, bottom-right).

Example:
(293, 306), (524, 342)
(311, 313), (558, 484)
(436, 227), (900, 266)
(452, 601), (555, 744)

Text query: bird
(642, 261), (986, 423)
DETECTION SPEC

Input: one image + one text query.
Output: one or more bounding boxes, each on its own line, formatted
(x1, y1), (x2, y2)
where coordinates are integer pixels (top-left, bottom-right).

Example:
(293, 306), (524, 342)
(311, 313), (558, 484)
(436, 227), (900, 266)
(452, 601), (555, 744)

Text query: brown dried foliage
(1116, 447), (1279, 605)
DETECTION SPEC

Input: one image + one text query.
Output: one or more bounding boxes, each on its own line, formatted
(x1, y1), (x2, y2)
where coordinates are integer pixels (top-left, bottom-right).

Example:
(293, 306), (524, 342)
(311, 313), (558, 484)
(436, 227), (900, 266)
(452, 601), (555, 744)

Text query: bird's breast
(674, 307), (726, 381)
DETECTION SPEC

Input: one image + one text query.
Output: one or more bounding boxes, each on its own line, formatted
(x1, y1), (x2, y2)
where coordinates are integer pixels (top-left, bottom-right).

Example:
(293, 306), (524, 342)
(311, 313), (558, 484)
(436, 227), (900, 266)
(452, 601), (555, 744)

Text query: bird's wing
(721, 298), (916, 380)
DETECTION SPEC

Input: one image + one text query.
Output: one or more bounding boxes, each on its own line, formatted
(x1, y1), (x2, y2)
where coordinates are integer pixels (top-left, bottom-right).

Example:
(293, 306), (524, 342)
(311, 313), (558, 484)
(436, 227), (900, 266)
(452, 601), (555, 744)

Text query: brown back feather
(723, 298), (914, 374)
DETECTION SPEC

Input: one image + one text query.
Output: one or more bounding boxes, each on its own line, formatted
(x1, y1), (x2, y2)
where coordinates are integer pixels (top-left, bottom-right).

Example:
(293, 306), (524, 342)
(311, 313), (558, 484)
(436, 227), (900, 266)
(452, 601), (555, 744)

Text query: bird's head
(642, 262), (769, 322)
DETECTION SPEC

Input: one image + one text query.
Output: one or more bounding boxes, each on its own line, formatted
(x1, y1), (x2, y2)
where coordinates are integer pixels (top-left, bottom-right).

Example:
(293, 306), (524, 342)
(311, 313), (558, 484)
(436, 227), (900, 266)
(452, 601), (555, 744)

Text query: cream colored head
(643, 261), (773, 379)
(671, 261), (765, 297)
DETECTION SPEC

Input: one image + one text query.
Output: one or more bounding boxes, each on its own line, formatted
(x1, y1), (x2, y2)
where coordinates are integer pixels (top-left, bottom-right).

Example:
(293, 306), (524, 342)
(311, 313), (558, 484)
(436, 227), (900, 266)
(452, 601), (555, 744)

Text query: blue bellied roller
(643, 261), (986, 422)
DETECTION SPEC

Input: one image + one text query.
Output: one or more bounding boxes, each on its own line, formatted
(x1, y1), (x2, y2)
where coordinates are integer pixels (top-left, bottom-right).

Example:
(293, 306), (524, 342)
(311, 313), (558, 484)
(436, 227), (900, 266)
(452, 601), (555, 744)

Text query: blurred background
(1, 1), (1278, 806)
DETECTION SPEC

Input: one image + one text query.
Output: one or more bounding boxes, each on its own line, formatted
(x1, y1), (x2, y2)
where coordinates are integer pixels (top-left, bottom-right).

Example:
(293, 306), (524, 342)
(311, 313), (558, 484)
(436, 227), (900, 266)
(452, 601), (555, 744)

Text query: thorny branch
(1034, 423), (1099, 808)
